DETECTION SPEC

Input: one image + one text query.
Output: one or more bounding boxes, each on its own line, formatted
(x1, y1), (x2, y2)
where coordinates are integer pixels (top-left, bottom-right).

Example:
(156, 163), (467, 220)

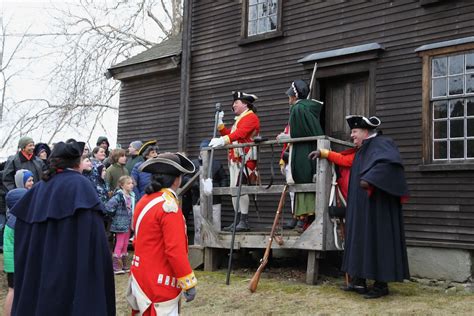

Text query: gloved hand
(308, 150), (321, 160)
(217, 111), (224, 125)
(280, 163), (286, 176)
(276, 133), (290, 142)
(183, 287), (196, 302)
(202, 178), (213, 196)
(209, 137), (225, 148)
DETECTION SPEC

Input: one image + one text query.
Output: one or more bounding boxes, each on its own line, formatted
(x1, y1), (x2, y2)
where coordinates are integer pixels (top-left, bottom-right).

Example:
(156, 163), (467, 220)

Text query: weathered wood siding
(185, 0), (474, 249)
(117, 71), (181, 153)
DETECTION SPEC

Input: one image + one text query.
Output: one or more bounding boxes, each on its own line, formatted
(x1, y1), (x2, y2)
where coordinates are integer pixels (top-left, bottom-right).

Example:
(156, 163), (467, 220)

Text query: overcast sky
(1, 0), (120, 155)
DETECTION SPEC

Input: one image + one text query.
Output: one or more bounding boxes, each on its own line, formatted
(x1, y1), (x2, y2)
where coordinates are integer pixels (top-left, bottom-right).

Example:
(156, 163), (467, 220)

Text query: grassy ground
(113, 269), (474, 316)
(1, 254), (473, 315)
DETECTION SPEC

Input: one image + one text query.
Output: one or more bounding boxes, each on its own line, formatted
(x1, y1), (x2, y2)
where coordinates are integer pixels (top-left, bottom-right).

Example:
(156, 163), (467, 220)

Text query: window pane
(449, 99), (464, 117)
(448, 75), (464, 95)
(434, 121), (447, 139)
(449, 55), (464, 75)
(248, 21), (257, 36)
(269, 0), (278, 15)
(257, 17), (268, 34)
(468, 140), (474, 158)
(258, 3), (267, 18)
(468, 98), (474, 116)
(269, 15), (277, 30)
(432, 78), (447, 97)
(450, 119), (464, 138)
(249, 0), (258, 4)
(433, 141), (447, 159)
(450, 140), (464, 159)
(468, 119), (474, 137)
(258, 0), (266, 3)
(432, 57), (447, 77)
(249, 4), (257, 20)
(466, 74), (474, 94)
(467, 53), (474, 73)
(433, 101), (447, 119)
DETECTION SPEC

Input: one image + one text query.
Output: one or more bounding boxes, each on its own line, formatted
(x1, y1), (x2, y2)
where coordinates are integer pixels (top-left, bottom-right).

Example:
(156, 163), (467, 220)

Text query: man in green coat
(287, 79), (324, 230)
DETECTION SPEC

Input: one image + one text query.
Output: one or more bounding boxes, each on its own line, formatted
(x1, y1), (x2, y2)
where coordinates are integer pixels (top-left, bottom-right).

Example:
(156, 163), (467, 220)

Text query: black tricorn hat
(139, 152), (195, 176)
(286, 79), (309, 99)
(232, 91), (258, 104)
(138, 140), (159, 157)
(49, 141), (85, 160)
(34, 143), (51, 157)
(346, 115), (381, 130)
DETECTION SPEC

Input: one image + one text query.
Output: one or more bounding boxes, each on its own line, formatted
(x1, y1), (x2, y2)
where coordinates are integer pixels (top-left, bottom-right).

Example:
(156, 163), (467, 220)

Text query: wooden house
(108, 0), (474, 282)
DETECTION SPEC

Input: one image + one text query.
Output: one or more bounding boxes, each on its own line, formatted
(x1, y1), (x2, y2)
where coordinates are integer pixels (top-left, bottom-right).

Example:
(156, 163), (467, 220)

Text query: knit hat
(6, 188), (27, 209)
(18, 136), (34, 150)
(14, 169), (34, 189)
(129, 141), (143, 151)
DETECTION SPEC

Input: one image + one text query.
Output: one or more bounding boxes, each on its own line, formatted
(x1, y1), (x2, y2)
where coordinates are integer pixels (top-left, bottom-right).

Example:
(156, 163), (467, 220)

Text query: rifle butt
(248, 270), (262, 293)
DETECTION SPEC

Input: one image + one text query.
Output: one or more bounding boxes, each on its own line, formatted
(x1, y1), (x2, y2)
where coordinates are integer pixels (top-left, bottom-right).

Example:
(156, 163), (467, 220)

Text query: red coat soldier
(209, 91), (260, 231)
(127, 152), (197, 315)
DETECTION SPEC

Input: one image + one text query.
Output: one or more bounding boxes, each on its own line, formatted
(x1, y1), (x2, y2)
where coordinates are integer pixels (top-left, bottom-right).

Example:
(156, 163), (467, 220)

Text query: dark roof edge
(415, 36), (474, 52)
(298, 43), (384, 63)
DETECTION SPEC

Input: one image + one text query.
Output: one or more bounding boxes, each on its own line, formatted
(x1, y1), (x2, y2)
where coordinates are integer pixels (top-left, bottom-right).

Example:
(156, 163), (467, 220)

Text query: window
(247, 0), (278, 36)
(417, 37), (474, 168)
(430, 52), (474, 161)
(240, 0), (282, 44)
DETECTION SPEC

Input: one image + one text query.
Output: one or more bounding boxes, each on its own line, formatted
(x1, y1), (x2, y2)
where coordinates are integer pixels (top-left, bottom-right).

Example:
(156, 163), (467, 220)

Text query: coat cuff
(178, 272), (197, 290)
(222, 135), (231, 145)
(319, 149), (330, 159)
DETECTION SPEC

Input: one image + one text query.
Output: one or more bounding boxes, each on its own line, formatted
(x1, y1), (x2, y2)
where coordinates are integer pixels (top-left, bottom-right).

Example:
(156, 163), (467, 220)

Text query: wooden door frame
(307, 61), (377, 118)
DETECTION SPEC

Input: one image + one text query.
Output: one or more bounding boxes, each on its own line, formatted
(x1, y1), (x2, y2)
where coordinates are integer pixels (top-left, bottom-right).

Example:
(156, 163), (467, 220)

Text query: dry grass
(114, 268), (473, 316)
(1, 254), (473, 315)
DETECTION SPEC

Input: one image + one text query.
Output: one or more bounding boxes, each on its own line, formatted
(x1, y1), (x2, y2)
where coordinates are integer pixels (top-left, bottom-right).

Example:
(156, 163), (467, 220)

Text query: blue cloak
(10, 169), (115, 316)
(342, 135), (410, 282)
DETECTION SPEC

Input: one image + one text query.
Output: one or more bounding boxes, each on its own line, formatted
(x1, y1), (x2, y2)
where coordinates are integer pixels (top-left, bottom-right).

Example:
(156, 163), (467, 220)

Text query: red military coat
(218, 109), (260, 171)
(327, 148), (357, 200)
(130, 189), (197, 305)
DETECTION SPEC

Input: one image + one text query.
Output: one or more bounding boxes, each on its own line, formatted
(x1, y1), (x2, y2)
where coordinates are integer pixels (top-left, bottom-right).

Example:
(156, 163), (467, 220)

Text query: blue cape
(10, 170), (115, 315)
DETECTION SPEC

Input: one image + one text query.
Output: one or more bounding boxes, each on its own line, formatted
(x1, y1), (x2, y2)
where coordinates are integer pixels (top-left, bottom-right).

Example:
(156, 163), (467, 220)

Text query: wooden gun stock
(248, 185), (288, 293)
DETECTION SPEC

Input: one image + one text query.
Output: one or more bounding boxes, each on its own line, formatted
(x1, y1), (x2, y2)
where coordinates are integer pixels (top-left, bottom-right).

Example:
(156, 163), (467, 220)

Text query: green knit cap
(18, 136), (34, 149)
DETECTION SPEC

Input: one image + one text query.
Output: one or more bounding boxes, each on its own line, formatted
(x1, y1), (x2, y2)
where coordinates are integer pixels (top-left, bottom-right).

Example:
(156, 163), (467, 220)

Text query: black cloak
(10, 169), (115, 316)
(342, 135), (410, 282)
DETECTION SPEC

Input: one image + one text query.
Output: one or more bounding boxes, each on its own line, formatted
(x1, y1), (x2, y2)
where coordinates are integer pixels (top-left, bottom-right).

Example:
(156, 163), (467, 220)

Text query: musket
(248, 184), (288, 293)
(208, 103), (222, 179)
(307, 62), (318, 100)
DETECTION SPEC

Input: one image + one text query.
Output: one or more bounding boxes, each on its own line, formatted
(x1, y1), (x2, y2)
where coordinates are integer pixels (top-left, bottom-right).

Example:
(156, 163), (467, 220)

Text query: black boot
(364, 281), (389, 299)
(223, 213), (240, 232)
(283, 217), (297, 229)
(341, 277), (368, 294)
(235, 213), (250, 232)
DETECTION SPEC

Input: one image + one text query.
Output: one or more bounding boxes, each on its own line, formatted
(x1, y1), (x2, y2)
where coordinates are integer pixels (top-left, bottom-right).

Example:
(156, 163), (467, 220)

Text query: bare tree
(0, 1), (182, 152)
(45, 0), (183, 145)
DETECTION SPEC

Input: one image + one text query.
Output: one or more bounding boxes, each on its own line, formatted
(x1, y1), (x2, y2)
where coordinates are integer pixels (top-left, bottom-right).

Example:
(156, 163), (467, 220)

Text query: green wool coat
(289, 98), (324, 216)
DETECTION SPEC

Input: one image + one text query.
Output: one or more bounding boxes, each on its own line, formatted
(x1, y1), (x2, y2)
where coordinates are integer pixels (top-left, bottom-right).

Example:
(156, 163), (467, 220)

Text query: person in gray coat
(2, 137), (45, 191)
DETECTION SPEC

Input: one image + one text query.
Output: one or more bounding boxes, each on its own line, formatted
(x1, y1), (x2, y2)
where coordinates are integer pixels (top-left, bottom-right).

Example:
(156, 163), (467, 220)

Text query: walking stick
(225, 153), (246, 285)
(249, 185), (288, 292)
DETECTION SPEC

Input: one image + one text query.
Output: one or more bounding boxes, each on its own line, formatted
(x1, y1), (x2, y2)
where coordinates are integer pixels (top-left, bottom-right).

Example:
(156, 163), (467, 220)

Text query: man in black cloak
(10, 140), (115, 315)
(341, 115), (410, 299)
